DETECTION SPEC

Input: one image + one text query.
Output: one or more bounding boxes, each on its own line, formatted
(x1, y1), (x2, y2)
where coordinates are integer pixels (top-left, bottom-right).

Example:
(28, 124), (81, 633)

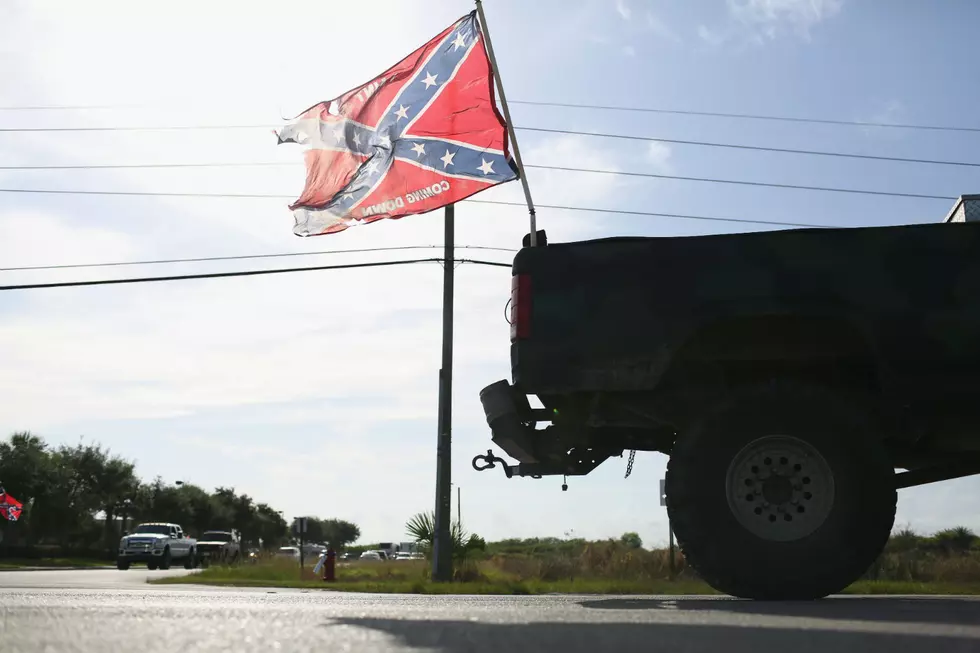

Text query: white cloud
(615, 0), (632, 21)
(646, 141), (675, 174)
(697, 24), (730, 47)
(646, 11), (682, 43)
(700, 0), (843, 46)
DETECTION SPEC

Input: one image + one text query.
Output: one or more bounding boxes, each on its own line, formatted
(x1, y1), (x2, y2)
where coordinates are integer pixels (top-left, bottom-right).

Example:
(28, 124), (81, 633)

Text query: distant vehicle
(117, 522), (197, 571)
(394, 552), (424, 561)
(358, 550), (383, 561)
(275, 546), (301, 560)
(196, 530), (240, 566)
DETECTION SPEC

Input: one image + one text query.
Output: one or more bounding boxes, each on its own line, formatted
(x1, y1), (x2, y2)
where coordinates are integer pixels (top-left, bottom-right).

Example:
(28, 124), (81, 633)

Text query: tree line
(0, 432), (359, 555)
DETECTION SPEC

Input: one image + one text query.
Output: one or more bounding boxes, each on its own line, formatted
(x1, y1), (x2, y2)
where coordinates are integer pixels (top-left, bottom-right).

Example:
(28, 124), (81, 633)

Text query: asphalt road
(2, 570), (980, 652)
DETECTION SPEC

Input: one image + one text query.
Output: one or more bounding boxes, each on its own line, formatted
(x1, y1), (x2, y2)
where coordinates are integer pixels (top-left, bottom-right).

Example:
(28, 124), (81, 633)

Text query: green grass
(843, 580), (980, 595)
(151, 557), (980, 596)
(153, 573), (717, 595)
(0, 557), (109, 570)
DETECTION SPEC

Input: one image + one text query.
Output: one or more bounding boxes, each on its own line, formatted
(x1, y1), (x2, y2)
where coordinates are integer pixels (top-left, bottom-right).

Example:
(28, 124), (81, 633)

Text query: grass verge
(150, 559), (980, 595)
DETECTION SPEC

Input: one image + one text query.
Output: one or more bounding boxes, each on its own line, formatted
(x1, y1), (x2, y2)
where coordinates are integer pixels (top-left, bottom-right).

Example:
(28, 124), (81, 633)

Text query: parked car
(358, 550), (383, 561)
(275, 546), (301, 560)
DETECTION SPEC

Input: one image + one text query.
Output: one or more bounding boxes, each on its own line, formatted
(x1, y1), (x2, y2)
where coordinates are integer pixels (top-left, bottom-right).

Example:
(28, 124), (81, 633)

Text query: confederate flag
(0, 489), (23, 522)
(276, 11), (519, 236)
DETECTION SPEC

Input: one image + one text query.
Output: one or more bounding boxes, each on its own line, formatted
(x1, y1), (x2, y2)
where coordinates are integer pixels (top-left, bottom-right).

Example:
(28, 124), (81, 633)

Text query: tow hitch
(471, 449), (541, 479)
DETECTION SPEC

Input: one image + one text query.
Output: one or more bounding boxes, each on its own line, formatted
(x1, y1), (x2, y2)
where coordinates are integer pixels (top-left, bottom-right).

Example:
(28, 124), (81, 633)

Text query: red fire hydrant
(323, 546), (336, 582)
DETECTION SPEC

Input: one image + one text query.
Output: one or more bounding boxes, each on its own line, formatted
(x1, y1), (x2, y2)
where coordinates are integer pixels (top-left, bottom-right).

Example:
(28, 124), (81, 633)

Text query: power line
(521, 165), (956, 201)
(0, 159), (955, 204)
(517, 127), (980, 169)
(507, 100), (980, 134)
(0, 258), (510, 292)
(468, 199), (834, 229)
(0, 244), (517, 273)
(1, 99), (978, 134)
(3, 123), (979, 170)
(0, 186), (854, 228)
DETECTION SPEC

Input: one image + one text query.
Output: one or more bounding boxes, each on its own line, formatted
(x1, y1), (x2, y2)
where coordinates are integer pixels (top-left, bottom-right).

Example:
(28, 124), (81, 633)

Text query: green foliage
(619, 532), (643, 549)
(0, 432), (290, 553)
(405, 511), (486, 563)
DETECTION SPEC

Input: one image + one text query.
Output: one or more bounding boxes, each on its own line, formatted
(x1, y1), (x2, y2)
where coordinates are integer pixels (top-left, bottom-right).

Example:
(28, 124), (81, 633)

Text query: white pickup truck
(117, 522), (197, 570)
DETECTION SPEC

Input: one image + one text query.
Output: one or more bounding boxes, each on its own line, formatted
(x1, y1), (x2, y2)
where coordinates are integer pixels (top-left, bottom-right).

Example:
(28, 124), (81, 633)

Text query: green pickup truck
(474, 218), (980, 600)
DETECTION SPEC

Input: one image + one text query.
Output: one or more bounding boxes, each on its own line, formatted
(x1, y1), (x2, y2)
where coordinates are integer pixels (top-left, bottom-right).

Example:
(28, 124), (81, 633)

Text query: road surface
(2, 569), (979, 652)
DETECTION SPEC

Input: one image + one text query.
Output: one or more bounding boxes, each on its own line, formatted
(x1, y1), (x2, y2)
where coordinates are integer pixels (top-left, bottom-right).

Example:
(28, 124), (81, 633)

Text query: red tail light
(510, 273), (531, 340)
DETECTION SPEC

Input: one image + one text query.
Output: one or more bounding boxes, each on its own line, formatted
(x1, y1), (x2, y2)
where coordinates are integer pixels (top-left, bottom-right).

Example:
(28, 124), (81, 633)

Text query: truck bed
(510, 221), (980, 400)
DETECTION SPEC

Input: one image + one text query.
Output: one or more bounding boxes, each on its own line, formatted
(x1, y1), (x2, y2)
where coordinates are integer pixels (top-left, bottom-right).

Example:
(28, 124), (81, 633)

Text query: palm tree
(405, 511), (484, 562)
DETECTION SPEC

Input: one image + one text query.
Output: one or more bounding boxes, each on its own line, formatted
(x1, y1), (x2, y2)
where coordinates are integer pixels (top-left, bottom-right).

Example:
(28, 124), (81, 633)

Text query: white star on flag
(422, 72), (438, 89)
(440, 150), (456, 168)
(477, 159), (495, 175)
(411, 143), (426, 157)
(378, 134), (392, 148)
(331, 127), (344, 142)
(394, 105), (410, 120)
(352, 132), (361, 146)
(451, 33), (466, 50)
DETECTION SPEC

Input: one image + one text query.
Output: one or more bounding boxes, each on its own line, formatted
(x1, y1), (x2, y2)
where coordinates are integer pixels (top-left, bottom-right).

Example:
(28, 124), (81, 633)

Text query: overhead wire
(0, 162), (957, 203)
(2, 123), (979, 169)
(1, 99), (978, 134)
(0, 257), (511, 292)
(0, 244), (517, 273)
(0, 186), (855, 228)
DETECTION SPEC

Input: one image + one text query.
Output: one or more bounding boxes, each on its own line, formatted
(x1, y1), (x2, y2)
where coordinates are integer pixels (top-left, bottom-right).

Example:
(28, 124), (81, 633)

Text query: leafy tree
(319, 518), (361, 549)
(619, 532), (643, 549)
(0, 432), (53, 545)
(932, 527), (978, 555)
(253, 503), (287, 550)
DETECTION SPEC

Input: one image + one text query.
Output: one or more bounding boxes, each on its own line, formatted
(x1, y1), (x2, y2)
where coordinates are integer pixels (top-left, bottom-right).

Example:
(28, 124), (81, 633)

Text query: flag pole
(432, 202), (455, 582)
(475, 0), (538, 247)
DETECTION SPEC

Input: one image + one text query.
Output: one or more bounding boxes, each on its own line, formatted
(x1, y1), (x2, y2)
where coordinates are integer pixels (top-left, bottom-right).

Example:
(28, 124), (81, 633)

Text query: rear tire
(159, 548), (172, 570)
(184, 549), (196, 570)
(147, 562), (158, 571)
(665, 381), (896, 600)
(116, 560), (130, 571)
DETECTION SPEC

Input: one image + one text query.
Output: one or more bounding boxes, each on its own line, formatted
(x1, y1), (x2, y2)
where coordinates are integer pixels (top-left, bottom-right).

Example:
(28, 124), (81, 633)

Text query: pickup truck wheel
(665, 382), (896, 600)
(159, 548), (172, 570)
(184, 549), (196, 570)
(147, 562), (158, 570)
(116, 560), (130, 571)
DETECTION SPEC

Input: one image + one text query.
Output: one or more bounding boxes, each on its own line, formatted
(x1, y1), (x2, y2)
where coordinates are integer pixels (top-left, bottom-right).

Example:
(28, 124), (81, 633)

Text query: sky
(0, 0), (979, 547)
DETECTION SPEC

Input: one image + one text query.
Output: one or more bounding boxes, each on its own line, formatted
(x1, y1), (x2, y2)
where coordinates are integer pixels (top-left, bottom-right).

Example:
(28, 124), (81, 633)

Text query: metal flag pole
(432, 203), (456, 582)
(474, 0), (538, 247)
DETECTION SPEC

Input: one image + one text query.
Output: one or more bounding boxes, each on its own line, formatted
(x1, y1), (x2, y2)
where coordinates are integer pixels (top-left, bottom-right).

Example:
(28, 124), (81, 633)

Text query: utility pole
(432, 204), (455, 582)
(457, 486), (461, 528)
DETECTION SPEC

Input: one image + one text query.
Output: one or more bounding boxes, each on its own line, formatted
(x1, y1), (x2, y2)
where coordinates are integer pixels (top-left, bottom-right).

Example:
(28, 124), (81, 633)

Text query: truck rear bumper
(479, 380), (539, 464)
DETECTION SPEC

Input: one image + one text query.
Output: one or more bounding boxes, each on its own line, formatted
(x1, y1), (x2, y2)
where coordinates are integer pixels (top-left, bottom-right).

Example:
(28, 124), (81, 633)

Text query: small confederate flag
(276, 11), (519, 236)
(0, 489), (23, 522)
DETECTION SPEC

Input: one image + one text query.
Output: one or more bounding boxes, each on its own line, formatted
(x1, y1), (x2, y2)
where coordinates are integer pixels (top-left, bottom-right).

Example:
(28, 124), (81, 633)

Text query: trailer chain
(624, 449), (636, 479)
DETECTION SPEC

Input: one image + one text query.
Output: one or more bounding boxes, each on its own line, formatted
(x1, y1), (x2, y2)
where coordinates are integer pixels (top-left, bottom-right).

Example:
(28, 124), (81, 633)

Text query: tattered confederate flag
(276, 11), (519, 236)
(0, 489), (23, 522)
